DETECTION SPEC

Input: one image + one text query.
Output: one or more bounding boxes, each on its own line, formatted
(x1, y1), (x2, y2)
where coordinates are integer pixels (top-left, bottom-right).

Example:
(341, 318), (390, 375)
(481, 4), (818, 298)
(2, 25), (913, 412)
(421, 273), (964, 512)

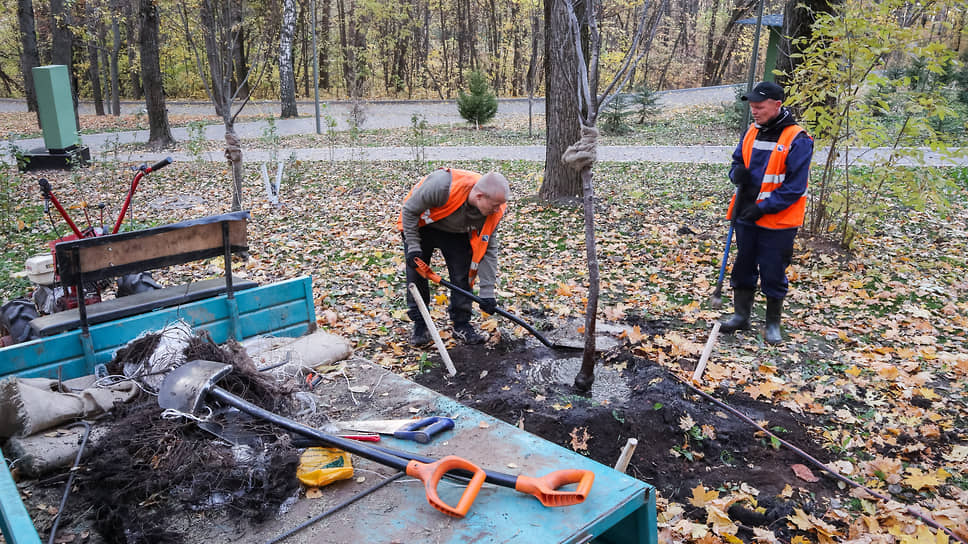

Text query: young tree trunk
(139, 0), (174, 149)
(17, 0), (40, 115)
(539, 0), (582, 202)
(225, 126), (245, 211)
(110, 5), (121, 116)
(575, 164), (600, 391)
(280, 0), (298, 117)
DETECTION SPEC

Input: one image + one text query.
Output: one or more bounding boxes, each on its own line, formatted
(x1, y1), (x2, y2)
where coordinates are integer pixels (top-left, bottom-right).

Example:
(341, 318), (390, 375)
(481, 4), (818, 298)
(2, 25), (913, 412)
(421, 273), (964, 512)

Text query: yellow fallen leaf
(876, 365), (900, 379)
(688, 484), (719, 507)
(706, 505), (737, 536)
(903, 468), (949, 490)
(917, 387), (940, 400)
(434, 293), (448, 305)
(744, 380), (784, 400)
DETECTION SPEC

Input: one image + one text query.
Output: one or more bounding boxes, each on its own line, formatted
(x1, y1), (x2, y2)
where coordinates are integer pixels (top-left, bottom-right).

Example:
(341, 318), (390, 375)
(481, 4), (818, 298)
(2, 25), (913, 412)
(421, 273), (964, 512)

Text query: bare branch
(564, 0), (592, 114)
(598, 0), (668, 114)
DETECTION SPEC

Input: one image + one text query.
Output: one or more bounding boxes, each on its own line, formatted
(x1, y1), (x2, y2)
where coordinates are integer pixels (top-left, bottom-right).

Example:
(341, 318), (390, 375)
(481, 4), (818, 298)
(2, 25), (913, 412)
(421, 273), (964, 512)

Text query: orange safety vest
(727, 124), (808, 230)
(398, 168), (506, 287)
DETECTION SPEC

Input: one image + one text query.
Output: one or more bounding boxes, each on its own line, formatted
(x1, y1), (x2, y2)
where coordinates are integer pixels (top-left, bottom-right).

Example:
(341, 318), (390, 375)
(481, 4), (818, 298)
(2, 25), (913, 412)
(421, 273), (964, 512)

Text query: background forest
(1, 0), (963, 109)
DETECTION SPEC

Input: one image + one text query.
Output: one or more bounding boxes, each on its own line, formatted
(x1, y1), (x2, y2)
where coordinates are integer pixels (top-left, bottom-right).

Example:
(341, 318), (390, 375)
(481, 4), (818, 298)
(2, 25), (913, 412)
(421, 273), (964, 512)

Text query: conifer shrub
(457, 70), (498, 128)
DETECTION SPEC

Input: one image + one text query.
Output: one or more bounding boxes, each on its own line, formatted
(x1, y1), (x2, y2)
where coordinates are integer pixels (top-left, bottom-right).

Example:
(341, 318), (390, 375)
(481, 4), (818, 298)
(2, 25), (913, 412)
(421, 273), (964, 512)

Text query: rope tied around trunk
(224, 131), (242, 163)
(561, 125), (599, 171)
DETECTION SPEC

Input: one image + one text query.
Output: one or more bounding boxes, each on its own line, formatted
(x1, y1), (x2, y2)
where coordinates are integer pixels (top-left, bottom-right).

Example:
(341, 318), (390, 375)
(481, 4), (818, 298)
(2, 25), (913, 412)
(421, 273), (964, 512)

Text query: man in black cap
(720, 82), (814, 345)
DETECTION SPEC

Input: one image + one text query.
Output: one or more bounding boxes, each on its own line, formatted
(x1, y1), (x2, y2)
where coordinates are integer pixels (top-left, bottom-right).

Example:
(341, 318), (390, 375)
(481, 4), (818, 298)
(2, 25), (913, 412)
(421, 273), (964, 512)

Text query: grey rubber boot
(764, 297), (783, 345)
(720, 288), (754, 333)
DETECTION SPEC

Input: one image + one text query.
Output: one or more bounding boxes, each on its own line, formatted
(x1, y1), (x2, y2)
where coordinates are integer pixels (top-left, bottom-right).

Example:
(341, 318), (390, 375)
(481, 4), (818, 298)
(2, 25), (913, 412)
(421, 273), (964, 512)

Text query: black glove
(478, 297), (498, 315)
(731, 166), (752, 187)
(740, 205), (765, 223)
(405, 250), (424, 269)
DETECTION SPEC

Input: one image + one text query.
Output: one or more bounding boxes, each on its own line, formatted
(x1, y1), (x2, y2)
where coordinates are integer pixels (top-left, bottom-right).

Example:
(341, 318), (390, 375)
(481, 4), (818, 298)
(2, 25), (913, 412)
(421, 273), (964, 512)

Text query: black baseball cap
(741, 82), (784, 102)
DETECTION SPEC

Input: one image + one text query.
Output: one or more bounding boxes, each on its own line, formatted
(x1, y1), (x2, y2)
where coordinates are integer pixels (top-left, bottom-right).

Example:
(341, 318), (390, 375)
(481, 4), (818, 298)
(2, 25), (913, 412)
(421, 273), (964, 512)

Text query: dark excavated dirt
(413, 329), (844, 540)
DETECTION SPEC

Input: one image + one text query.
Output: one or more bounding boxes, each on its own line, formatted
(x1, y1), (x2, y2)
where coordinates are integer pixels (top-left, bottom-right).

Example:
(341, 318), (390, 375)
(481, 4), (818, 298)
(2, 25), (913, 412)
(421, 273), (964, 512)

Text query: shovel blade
(158, 360), (232, 416)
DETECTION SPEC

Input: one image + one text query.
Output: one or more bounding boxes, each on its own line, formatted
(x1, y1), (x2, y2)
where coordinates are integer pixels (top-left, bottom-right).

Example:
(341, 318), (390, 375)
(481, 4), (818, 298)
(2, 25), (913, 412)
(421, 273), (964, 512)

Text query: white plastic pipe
(408, 283), (457, 376)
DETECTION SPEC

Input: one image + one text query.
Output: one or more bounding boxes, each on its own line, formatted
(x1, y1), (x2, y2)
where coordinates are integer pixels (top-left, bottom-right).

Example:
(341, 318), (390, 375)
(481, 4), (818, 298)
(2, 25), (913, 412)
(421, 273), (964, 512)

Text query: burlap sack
(0, 377), (138, 438)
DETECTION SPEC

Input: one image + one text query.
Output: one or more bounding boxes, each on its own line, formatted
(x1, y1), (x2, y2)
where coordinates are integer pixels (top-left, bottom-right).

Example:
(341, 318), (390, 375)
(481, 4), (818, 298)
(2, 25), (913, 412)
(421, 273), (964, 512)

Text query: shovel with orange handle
(160, 360), (594, 518)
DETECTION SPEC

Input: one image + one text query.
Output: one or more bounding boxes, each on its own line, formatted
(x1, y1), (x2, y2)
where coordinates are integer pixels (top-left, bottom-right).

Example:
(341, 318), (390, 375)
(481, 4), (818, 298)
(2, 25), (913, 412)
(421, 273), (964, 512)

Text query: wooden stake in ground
(408, 283), (457, 377)
(692, 322), (721, 383)
(613, 438), (638, 473)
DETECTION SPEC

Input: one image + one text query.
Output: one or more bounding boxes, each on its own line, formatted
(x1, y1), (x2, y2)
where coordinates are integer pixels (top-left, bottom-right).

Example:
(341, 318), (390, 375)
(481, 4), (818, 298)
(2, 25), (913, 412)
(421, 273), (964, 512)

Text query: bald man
(398, 168), (510, 346)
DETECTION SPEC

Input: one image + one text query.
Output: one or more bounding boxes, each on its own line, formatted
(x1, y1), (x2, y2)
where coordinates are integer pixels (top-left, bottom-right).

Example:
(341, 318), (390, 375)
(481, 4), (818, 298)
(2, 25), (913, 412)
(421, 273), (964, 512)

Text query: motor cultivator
(0, 158), (173, 346)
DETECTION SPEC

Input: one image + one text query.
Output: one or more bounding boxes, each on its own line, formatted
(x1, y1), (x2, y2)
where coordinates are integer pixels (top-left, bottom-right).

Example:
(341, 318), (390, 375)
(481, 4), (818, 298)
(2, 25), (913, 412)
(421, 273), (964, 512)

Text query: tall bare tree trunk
(320, 0), (331, 89)
(701, 0), (721, 85)
(280, 0), (298, 117)
(17, 0), (40, 116)
(139, 0), (174, 149)
(539, 0), (582, 202)
(201, 1), (227, 116)
(110, 3), (121, 116)
(87, 2), (105, 116)
(125, 0), (142, 100)
(232, 2), (250, 102)
(50, 0), (78, 126)
(776, 0), (840, 86)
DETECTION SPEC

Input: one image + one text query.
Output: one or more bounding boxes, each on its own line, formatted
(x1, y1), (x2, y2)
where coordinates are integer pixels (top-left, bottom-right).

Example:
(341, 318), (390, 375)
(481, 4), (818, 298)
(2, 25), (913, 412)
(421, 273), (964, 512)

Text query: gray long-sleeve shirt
(400, 169), (501, 298)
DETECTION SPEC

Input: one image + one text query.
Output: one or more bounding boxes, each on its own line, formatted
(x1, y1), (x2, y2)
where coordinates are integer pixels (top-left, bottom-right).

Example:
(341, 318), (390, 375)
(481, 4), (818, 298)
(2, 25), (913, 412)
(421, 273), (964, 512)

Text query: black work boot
(410, 322), (432, 346)
(764, 297), (783, 345)
(452, 323), (485, 345)
(720, 288), (754, 333)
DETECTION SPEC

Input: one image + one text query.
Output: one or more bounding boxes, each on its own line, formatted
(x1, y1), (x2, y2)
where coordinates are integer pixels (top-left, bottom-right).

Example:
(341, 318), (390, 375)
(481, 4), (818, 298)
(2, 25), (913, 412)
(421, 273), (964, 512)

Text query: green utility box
(20, 65), (89, 171)
(32, 65), (79, 152)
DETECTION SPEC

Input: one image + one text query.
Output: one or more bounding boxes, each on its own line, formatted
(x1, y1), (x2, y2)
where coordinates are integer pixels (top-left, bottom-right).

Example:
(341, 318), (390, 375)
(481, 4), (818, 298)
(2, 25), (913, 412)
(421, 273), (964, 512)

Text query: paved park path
(3, 85), (965, 166)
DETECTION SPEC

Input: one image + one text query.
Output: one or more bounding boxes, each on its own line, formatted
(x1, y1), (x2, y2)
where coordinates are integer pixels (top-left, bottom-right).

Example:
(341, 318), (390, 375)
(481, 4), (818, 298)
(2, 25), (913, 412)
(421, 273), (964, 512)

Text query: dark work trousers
(404, 227), (474, 326)
(730, 223), (798, 300)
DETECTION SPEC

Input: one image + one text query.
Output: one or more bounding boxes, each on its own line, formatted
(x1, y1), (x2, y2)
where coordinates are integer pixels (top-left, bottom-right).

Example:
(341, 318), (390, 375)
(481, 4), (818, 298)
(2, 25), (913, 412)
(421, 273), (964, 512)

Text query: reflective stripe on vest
(398, 168), (505, 287)
(727, 124), (808, 229)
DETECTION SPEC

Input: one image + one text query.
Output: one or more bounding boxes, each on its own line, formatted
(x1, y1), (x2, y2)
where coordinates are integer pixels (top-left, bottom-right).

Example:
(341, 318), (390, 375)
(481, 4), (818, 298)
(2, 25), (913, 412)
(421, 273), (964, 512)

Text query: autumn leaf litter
(2, 153), (966, 543)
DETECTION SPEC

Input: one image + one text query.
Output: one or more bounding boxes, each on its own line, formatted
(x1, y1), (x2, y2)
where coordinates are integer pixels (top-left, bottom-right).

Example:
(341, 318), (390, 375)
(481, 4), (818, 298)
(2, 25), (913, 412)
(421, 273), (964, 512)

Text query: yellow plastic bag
(297, 447), (354, 487)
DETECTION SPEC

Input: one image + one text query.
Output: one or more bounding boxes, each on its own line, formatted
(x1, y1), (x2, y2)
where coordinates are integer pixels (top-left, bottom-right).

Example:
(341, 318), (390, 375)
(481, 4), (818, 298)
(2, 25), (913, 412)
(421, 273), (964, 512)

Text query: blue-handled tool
(334, 416), (455, 444)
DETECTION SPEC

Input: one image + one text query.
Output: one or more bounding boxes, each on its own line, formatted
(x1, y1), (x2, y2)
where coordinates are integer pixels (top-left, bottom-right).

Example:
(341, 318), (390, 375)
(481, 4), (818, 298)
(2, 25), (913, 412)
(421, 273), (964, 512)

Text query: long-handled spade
(709, 221), (735, 309)
(413, 258), (587, 350)
(159, 360), (594, 518)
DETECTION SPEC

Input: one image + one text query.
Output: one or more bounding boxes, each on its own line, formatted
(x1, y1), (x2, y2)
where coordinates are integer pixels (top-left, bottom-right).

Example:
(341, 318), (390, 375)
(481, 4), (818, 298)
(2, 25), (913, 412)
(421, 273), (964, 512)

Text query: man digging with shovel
(720, 82), (813, 345)
(398, 168), (510, 346)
